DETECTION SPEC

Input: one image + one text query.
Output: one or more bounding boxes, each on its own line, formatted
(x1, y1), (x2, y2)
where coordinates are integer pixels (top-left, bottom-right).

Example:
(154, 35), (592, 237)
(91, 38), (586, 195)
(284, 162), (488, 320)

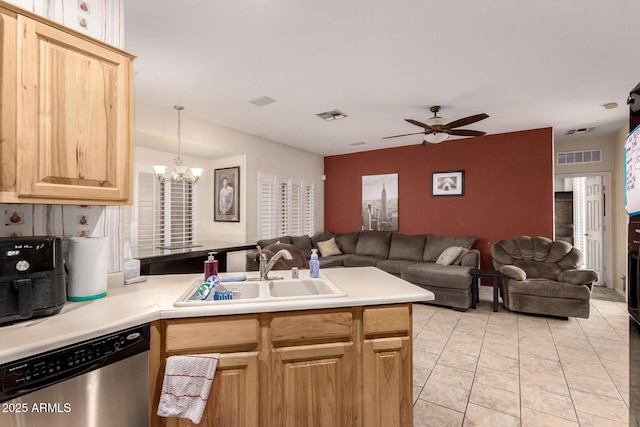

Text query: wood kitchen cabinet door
(362, 336), (412, 427)
(164, 352), (259, 427)
(0, 8), (18, 195)
(361, 304), (413, 427)
(269, 342), (355, 427)
(15, 14), (133, 202)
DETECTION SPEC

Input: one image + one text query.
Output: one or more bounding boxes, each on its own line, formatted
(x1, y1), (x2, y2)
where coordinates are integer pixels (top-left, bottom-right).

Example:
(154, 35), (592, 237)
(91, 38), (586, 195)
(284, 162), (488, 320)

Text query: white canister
(67, 237), (108, 301)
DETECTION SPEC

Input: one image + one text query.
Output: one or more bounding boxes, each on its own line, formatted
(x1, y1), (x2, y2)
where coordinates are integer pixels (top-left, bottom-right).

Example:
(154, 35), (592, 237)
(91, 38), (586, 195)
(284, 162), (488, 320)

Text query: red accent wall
(323, 128), (554, 268)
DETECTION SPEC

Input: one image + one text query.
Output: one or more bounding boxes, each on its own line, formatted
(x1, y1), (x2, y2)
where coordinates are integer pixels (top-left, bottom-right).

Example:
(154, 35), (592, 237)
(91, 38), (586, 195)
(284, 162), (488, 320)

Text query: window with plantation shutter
(258, 172), (315, 240)
(162, 179), (195, 246)
(127, 165), (197, 249)
(258, 173), (278, 240)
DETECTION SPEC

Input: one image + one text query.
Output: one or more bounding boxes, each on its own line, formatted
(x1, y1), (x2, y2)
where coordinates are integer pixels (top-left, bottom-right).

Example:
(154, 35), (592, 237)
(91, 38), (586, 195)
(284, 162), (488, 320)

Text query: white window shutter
(278, 177), (290, 236)
(258, 172), (315, 239)
(136, 171), (162, 247)
(164, 179), (194, 246)
(304, 182), (315, 236)
(258, 172), (277, 240)
(127, 165), (197, 250)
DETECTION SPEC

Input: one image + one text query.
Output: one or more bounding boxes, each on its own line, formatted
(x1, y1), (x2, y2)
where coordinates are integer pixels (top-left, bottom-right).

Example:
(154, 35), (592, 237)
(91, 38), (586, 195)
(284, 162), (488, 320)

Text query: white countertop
(0, 267), (434, 364)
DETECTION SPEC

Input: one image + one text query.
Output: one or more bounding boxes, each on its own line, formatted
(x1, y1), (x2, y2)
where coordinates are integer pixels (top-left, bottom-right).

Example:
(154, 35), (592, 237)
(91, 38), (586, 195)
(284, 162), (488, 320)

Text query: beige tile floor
(412, 285), (629, 427)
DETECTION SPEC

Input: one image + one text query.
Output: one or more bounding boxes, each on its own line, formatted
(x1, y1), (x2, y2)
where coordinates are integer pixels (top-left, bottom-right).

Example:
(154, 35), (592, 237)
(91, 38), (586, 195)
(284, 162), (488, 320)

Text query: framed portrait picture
(214, 167), (240, 222)
(432, 170), (464, 197)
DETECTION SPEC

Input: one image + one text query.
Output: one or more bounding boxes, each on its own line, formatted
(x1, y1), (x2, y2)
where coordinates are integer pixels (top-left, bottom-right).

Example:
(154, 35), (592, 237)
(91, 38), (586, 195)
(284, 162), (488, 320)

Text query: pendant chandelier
(153, 106), (203, 184)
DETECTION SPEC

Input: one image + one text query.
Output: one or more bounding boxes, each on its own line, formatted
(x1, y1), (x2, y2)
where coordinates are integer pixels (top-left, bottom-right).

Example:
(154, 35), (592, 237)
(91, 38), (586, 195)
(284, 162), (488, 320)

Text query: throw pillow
(317, 237), (342, 257)
(435, 246), (465, 266)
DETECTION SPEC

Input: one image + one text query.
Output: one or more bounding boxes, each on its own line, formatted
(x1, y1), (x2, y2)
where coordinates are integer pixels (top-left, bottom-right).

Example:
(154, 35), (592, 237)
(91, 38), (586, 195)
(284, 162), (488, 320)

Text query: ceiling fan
(383, 106), (489, 146)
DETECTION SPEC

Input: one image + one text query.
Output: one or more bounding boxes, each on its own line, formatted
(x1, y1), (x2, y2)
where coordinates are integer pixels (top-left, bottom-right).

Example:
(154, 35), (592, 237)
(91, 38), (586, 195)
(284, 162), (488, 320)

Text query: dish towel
(157, 353), (220, 424)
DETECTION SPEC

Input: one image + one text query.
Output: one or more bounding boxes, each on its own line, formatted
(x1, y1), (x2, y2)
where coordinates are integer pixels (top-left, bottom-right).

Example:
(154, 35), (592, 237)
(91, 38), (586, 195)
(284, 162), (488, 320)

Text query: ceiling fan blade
(405, 119), (433, 131)
(382, 132), (425, 140)
(445, 113), (489, 129)
(448, 129), (486, 137)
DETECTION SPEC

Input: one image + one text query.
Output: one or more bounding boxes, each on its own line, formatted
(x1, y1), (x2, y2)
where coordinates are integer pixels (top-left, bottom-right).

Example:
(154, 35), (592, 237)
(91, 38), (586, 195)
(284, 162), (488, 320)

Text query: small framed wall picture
(432, 170), (464, 196)
(214, 166), (240, 222)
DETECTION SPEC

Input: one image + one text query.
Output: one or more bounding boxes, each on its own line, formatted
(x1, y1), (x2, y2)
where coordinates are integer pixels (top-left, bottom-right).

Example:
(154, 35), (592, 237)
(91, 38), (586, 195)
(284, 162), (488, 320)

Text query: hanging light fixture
(153, 106), (203, 184)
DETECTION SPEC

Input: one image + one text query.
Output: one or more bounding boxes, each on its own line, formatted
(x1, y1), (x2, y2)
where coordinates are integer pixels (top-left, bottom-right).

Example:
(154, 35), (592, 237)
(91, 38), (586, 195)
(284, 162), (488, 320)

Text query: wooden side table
(470, 269), (501, 312)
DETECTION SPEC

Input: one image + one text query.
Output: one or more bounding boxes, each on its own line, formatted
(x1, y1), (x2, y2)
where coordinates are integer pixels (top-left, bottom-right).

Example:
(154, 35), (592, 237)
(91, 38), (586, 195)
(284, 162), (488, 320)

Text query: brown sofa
(491, 236), (598, 319)
(247, 231), (480, 310)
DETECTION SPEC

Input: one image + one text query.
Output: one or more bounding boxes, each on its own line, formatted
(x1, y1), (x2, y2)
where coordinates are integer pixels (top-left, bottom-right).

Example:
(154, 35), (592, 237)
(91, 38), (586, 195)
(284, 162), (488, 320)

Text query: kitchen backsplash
(0, 204), (123, 273)
(5, 0), (125, 48)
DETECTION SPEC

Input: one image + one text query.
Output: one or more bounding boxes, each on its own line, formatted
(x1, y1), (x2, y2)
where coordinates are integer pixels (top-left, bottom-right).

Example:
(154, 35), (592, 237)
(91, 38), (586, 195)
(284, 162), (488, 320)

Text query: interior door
(585, 176), (604, 285)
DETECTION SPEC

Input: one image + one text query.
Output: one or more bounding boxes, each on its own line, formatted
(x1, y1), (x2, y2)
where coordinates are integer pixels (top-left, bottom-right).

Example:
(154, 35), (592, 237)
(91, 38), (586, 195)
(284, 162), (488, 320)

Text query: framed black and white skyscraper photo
(361, 173), (398, 231)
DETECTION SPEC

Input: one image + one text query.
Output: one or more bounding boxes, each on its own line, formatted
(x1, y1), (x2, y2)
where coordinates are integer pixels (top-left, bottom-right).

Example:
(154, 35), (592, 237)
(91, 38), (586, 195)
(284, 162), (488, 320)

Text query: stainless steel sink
(174, 275), (346, 306)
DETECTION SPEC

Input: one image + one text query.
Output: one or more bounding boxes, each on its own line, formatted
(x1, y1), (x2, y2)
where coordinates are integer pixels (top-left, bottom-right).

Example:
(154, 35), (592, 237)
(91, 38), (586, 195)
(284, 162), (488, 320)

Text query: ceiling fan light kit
(383, 105), (489, 146)
(423, 132), (449, 144)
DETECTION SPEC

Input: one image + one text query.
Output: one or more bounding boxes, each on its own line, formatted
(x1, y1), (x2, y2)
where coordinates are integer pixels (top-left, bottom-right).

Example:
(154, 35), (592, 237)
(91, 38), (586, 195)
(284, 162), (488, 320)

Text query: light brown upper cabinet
(0, 2), (134, 205)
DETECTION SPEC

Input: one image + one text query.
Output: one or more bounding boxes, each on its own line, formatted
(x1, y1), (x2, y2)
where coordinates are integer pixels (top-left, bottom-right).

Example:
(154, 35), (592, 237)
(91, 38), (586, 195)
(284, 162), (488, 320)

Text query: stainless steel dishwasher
(0, 323), (149, 427)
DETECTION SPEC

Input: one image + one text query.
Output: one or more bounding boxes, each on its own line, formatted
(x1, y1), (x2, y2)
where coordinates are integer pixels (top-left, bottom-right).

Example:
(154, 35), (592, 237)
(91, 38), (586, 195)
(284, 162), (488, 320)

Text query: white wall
(554, 132), (627, 294)
(614, 126), (629, 296)
(133, 103), (325, 261)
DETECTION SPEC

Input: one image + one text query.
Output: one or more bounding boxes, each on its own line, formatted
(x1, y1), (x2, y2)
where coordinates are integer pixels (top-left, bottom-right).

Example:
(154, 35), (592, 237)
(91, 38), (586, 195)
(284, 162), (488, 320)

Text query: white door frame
(555, 172), (613, 288)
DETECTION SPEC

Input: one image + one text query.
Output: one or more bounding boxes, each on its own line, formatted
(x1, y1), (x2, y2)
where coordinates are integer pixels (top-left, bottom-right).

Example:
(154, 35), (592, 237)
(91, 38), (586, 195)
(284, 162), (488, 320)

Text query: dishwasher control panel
(0, 323), (149, 401)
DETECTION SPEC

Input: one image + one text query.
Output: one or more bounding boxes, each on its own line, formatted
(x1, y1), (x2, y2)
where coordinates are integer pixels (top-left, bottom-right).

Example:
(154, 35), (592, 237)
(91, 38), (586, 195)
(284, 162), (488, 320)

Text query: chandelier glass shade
(423, 132), (449, 144)
(423, 114), (449, 144)
(153, 106), (203, 184)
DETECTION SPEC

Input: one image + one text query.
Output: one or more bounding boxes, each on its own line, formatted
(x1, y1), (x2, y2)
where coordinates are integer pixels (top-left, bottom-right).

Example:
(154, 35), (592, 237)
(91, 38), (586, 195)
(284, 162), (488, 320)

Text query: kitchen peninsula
(0, 267), (433, 427)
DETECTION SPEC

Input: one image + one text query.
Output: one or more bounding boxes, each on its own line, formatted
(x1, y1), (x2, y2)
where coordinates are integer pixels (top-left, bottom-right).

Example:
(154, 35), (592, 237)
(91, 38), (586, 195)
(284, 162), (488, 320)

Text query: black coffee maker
(0, 236), (66, 325)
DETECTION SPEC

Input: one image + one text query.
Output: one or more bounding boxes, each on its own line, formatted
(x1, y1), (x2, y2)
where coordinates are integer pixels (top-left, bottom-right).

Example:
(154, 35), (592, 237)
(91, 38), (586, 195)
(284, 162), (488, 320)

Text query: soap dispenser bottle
(310, 248), (320, 278)
(204, 252), (219, 281)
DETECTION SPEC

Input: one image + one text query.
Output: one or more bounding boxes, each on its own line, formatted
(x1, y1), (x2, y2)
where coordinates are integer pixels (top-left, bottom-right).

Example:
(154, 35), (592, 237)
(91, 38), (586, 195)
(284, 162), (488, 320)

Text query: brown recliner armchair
(491, 236), (598, 319)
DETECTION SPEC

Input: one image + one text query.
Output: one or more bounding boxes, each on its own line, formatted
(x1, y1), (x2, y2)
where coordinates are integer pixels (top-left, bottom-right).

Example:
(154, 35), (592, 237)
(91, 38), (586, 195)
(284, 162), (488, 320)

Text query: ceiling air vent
(556, 149), (602, 165)
(248, 96), (276, 107)
(566, 127), (597, 135)
(316, 109), (348, 121)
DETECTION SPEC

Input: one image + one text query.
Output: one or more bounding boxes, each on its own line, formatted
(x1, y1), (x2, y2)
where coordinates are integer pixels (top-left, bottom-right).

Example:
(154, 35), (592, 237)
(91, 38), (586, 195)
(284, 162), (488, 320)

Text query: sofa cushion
(459, 250), (480, 267)
(401, 263), (472, 290)
(258, 236), (291, 248)
(335, 232), (360, 254)
(436, 246), (465, 266)
(557, 269), (598, 285)
(388, 234), (426, 262)
(453, 248), (470, 265)
(356, 231), (392, 259)
(423, 234), (476, 263)
(376, 259), (421, 276)
(509, 279), (591, 300)
(513, 259), (562, 280)
(317, 237), (342, 257)
(319, 254), (349, 268)
(342, 254), (378, 267)
(290, 235), (313, 258)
